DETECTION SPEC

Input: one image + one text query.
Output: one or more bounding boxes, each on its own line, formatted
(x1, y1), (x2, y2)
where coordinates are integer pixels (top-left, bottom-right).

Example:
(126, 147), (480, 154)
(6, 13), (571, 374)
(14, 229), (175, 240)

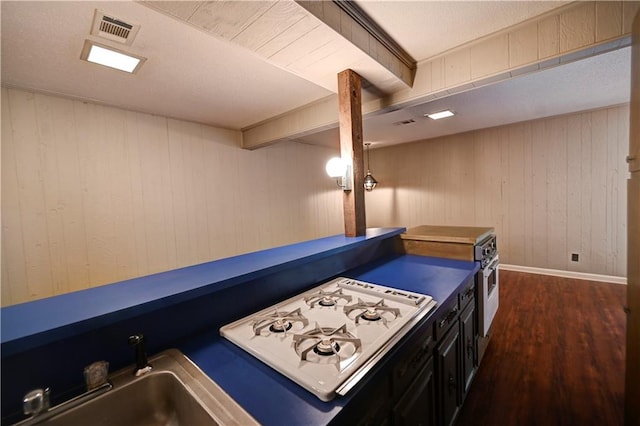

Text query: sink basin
(28, 349), (257, 426)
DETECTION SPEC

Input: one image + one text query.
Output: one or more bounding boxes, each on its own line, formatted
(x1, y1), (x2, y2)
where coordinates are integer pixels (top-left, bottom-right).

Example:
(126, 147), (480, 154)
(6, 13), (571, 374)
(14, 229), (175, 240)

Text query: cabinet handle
(467, 337), (474, 358)
(627, 155), (636, 163)
(439, 306), (458, 328)
(463, 286), (474, 299)
(448, 373), (456, 393)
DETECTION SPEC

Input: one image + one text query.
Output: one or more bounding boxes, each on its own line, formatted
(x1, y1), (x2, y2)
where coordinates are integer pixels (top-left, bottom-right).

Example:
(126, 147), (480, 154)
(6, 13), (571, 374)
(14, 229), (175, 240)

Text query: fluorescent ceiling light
(425, 110), (455, 120)
(81, 40), (145, 73)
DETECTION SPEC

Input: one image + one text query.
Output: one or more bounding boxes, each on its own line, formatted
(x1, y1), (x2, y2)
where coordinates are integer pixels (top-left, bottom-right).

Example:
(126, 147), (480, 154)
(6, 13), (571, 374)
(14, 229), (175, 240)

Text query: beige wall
(2, 87), (629, 306)
(366, 104), (629, 277)
(1, 87), (344, 306)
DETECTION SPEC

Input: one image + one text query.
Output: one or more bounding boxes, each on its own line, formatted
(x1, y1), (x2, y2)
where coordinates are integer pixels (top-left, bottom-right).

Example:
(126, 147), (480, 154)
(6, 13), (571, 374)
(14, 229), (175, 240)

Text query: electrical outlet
(571, 253), (579, 262)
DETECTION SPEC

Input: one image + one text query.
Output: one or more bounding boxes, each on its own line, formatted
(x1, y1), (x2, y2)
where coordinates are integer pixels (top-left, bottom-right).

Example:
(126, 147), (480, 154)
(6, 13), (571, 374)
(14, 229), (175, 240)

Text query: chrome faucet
(16, 362), (112, 426)
(128, 334), (152, 376)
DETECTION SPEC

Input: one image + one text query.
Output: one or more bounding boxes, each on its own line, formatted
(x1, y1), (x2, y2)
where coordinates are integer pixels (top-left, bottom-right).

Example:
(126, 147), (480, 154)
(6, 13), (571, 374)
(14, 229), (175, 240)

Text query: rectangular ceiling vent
(393, 119), (416, 126)
(91, 10), (140, 45)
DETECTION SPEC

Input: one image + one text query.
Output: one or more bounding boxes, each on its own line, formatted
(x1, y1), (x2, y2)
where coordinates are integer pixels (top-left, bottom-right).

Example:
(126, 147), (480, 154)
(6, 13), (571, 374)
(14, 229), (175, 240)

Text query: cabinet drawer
(458, 278), (475, 311)
(392, 331), (435, 397)
(434, 298), (459, 341)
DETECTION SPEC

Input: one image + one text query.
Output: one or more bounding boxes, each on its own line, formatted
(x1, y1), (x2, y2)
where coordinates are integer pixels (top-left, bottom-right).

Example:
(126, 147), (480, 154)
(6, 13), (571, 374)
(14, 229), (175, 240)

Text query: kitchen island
(1, 228), (478, 425)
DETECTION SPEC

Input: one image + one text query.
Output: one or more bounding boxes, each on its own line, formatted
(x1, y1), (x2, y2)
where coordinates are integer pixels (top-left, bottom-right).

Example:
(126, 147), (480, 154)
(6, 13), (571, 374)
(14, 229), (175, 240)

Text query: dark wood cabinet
(392, 357), (436, 426)
(435, 321), (460, 426)
(460, 299), (476, 398)
(343, 277), (481, 426)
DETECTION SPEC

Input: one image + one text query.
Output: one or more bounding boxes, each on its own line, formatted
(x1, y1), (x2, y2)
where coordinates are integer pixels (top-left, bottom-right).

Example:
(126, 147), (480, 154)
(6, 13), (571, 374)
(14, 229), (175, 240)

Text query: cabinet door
(436, 325), (460, 426)
(460, 300), (476, 398)
(392, 357), (436, 426)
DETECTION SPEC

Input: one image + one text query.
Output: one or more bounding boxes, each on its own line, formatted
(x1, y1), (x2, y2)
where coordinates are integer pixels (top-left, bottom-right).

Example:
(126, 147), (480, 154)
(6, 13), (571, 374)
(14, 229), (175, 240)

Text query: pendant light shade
(364, 171), (378, 191)
(364, 143), (378, 191)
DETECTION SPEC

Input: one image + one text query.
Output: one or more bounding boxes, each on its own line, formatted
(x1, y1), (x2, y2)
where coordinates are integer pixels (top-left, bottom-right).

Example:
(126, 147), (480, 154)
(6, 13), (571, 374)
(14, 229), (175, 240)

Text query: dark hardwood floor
(456, 270), (627, 426)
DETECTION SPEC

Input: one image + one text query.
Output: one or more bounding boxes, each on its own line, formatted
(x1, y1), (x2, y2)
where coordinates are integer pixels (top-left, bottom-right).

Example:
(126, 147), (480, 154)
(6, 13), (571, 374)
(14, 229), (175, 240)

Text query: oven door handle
(485, 255), (499, 273)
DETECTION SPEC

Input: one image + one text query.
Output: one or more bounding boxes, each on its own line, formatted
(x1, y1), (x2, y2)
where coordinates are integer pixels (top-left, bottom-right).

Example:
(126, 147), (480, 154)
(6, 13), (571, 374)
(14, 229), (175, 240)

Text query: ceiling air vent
(393, 119), (416, 126)
(91, 10), (140, 45)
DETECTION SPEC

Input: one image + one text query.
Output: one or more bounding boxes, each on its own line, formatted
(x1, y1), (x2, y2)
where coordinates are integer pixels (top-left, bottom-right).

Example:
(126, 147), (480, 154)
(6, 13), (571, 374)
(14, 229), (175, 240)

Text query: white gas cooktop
(220, 277), (437, 401)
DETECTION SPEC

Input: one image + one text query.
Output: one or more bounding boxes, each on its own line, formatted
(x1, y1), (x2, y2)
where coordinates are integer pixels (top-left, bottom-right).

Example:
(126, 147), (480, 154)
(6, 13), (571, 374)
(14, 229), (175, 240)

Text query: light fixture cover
(364, 171), (377, 191)
(425, 110), (455, 120)
(326, 157), (348, 178)
(81, 40), (146, 73)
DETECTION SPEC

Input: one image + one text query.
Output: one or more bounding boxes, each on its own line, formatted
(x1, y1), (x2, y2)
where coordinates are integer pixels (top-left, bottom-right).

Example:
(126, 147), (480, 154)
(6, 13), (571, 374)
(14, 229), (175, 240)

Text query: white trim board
(500, 264), (627, 285)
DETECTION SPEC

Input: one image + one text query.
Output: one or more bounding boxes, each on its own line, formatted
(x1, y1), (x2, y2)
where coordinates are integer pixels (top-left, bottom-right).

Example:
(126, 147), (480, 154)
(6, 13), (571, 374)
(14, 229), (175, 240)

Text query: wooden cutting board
(400, 225), (494, 244)
(397, 225), (495, 261)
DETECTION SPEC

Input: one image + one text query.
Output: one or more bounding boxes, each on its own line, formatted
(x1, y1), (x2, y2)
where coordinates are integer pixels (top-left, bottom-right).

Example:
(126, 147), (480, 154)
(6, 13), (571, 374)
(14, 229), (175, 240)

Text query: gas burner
(293, 324), (361, 370)
(344, 299), (400, 325)
(252, 308), (309, 336)
(304, 288), (352, 308)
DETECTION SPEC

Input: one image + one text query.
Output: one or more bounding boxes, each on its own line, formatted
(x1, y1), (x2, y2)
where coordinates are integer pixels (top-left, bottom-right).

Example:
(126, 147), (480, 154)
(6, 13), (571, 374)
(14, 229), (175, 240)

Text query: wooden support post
(337, 69), (366, 237)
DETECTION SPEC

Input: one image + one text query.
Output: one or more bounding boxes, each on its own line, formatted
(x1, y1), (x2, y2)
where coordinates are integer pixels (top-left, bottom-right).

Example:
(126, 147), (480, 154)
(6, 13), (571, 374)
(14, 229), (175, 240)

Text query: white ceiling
(297, 46), (632, 147)
(0, 1), (630, 148)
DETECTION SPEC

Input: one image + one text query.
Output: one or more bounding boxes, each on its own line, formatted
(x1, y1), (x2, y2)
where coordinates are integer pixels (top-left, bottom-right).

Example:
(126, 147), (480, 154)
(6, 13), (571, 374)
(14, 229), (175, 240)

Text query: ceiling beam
(296, 0), (415, 88)
(242, 1), (637, 149)
(337, 69), (366, 237)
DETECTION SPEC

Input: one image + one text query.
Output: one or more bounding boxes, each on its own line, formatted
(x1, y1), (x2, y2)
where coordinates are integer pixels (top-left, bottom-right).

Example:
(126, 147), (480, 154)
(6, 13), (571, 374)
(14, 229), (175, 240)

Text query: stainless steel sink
(28, 349), (257, 426)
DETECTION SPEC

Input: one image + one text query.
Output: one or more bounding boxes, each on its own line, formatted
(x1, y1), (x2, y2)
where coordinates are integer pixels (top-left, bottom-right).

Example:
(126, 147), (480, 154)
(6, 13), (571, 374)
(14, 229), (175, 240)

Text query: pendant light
(363, 142), (378, 191)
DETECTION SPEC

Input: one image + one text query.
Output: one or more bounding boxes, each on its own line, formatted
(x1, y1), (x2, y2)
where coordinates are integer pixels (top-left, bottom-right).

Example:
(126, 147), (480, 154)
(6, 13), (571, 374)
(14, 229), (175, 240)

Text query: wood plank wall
(366, 104), (630, 277)
(1, 88), (344, 306)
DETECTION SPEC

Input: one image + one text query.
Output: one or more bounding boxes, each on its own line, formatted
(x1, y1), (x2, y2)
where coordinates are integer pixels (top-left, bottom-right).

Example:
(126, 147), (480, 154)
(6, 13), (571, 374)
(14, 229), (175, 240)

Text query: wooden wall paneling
(595, 1), (623, 43)
(538, 14), (560, 59)
(200, 125), (228, 260)
(506, 124), (526, 266)
(105, 106), (138, 283)
(522, 122), (535, 266)
(59, 99), (91, 290)
(528, 119), (548, 268)
(10, 90), (54, 300)
(473, 129), (494, 229)
(605, 107), (621, 276)
(185, 122), (210, 263)
(509, 22), (539, 68)
(216, 129), (241, 254)
(559, 1), (596, 53)
(445, 134), (473, 225)
(1, 88), (348, 305)
(124, 110), (149, 278)
(237, 145), (267, 253)
(579, 112), (594, 272)
(166, 119), (190, 266)
(33, 94), (68, 295)
(137, 113), (176, 275)
(546, 117), (568, 271)
(266, 143), (290, 246)
(497, 126), (510, 259)
(617, 106), (630, 274)
(566, 114), (583, 272)
(75, 101), (99, 285)
(590, 109), (609, 273)
(1, 88), (29, 303)
(425, 140), (445, 225)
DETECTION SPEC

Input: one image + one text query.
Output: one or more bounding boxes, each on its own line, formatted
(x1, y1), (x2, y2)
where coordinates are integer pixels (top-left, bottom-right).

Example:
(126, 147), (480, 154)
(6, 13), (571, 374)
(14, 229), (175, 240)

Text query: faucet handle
(23, 387), (50, 417)
(84, 361), (109, 390)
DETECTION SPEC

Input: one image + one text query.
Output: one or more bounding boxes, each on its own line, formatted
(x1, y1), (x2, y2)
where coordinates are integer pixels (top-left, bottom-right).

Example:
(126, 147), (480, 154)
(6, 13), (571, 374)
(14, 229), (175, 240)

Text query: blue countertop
(1, 228), (404, 355)
(182, 254), (479, 425)
(1, 228), (479, 425)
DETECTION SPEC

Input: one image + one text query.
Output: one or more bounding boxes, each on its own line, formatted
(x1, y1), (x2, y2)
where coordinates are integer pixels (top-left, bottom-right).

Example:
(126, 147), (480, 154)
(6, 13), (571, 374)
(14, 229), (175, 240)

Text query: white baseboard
(499, 263), (627, 285)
